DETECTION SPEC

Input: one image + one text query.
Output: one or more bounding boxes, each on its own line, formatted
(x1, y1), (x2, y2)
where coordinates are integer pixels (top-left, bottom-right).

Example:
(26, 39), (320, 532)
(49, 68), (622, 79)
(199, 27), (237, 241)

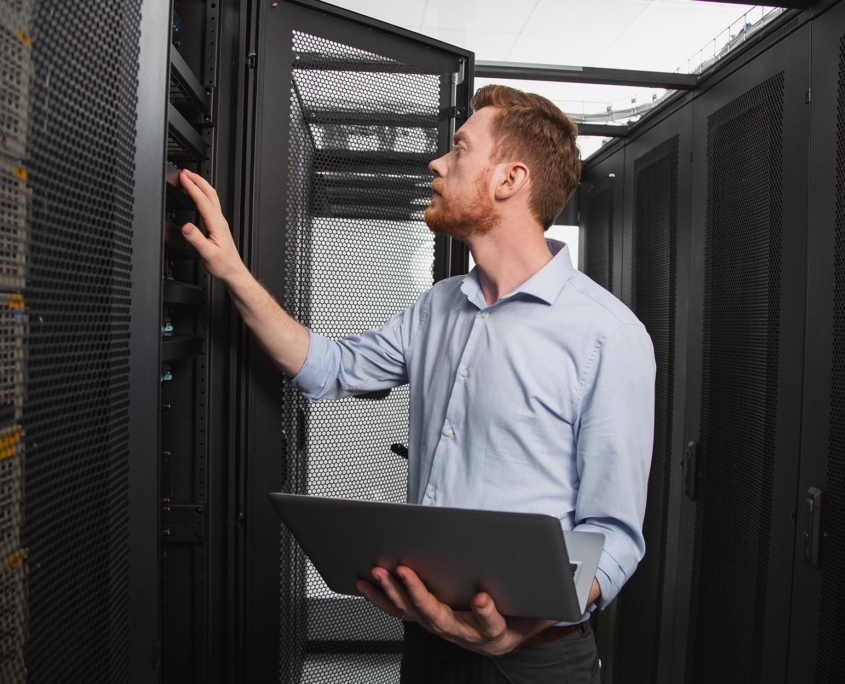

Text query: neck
(466, 216), (553, 306)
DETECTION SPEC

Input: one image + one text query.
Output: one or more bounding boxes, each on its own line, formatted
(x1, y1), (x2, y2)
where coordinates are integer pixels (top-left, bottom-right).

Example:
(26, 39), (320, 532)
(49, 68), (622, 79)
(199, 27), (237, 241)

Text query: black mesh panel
(6, 1), (138, 682)
(617, 136), (678, 683)
(815, 35), (845, 684)
(584, 175), (615, 291)
(686, 74), (784, 684)
(280, 31), (440, 683)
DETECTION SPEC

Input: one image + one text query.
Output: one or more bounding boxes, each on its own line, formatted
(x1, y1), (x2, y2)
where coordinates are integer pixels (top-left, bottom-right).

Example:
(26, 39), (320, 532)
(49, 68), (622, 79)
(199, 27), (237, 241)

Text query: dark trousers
(400, 620), (601, 684)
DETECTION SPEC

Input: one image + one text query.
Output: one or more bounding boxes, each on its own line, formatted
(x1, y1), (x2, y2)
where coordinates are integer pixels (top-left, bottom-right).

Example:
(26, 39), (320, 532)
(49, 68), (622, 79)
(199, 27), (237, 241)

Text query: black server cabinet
(576, 144), (626, 681)
(243, 2), (472, 682)
(787, 2), (845, 682)
(579, 149), (625, 300)
(675, 25), (810, 684)
(0, 0), (151, 682)
(614, 103), (693, 684)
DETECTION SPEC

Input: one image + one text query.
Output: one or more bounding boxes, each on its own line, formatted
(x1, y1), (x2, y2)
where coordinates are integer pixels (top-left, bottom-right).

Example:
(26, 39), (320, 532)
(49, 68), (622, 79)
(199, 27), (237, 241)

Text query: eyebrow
(452, 130), (469, 147)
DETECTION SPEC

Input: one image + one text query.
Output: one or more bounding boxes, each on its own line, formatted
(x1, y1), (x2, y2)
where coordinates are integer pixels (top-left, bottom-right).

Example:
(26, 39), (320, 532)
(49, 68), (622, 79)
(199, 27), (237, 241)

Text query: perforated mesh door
(280, 31), (442, 683)
(816, 35), (845, 684)
(617, 136), (679, 683)
(6, 1), (138, 682)
(685, 74), (785, 684)
(584, 175), (615, 291)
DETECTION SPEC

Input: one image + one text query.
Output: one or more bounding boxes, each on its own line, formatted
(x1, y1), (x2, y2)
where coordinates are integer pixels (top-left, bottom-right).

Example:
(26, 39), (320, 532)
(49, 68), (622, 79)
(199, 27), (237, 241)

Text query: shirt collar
(460, 239), (575, 309)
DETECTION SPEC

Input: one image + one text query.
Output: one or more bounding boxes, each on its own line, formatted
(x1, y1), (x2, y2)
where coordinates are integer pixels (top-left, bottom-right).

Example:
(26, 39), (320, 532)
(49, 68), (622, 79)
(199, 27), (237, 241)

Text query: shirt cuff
(593, 549), (626, 610)
(287, 331), (336, 400)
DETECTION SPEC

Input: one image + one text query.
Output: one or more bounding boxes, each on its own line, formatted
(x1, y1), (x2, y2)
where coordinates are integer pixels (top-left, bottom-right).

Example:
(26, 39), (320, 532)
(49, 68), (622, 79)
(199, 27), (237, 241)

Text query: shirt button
(460, 369), (469, 378)
(427, 490), (435, 499)
(481, 311), (490, 319)
(445, 428), (454, 437)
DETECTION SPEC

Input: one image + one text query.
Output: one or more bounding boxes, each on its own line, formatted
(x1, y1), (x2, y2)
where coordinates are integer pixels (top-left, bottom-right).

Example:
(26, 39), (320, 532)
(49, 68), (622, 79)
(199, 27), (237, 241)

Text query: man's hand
(588, 578), (601, 606)
(179, 169), (249, 285)
(356, 566), (558, 657)
(178, 168), (310, 376)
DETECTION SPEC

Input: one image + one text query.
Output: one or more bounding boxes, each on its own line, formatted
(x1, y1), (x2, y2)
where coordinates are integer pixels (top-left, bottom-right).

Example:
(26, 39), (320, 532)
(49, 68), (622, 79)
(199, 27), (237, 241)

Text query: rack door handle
(683, 441), (698, 501)
(804, 487), (823, 568)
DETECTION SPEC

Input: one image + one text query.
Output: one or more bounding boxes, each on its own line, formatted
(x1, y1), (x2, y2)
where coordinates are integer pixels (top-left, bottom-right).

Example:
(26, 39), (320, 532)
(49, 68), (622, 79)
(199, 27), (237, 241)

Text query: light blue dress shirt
(291, 240), (656, 621)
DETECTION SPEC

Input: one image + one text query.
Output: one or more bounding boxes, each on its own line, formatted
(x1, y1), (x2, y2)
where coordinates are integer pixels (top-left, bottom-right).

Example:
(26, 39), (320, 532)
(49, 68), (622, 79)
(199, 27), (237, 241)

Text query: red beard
(424, 172), (498, 241)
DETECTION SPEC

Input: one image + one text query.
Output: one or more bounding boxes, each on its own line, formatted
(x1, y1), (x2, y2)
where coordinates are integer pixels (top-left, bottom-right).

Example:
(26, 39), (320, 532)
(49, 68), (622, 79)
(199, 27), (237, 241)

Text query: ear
(493, 162), (530, 201)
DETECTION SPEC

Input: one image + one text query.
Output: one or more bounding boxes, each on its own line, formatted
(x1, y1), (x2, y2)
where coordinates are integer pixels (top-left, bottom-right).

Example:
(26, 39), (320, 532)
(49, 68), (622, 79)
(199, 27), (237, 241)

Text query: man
(179, 84), (655, 684)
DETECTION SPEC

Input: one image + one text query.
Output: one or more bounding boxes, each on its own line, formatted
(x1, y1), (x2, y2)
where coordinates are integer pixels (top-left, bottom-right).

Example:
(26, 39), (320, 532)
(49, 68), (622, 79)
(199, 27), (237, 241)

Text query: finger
(181, 169), (222, 213)
(180, 222), (214, 259)
(394, 567), (451, 627)
(470, 592), (506, 639)
(356, 579), (404, 620)
(372, 568), (415, 618)
(179, 172), (219, 224)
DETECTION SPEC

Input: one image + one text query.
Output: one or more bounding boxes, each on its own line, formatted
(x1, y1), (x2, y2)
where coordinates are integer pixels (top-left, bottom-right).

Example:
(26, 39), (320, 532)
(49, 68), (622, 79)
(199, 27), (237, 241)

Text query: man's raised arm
(178, 169), (310, 377)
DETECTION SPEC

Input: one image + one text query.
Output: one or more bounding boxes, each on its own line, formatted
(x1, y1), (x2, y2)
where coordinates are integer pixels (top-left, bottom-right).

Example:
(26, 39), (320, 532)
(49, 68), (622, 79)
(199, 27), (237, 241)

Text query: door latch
(804, 487), (823, 568)
(683, 441), (698, 501)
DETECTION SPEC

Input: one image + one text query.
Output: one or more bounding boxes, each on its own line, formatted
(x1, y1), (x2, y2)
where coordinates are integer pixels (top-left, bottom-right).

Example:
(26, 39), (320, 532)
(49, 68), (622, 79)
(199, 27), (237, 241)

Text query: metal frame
(693, 0), (813, 9)
(476, 61), (697, 90)
(578, 124), (629, 138)
(128, 1), (171, 681)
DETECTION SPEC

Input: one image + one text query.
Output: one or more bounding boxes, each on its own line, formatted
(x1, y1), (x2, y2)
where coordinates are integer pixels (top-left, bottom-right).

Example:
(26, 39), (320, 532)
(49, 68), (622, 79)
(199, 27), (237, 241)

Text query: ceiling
(322, 0), (776, 157)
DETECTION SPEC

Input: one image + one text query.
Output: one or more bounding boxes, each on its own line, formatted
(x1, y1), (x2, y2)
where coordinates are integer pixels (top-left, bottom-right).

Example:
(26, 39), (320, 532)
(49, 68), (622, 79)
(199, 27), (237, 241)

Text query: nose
(428, 153), (446, 177)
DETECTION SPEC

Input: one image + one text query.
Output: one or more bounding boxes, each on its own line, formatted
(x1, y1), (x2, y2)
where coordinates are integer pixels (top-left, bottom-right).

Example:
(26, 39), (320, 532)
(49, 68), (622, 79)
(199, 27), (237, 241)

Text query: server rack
(613, 104), (693, 684)
(243, 3), (472, 682)
(577, 5), (845, 683)
(675, 25), (810, 684)
(578, 144), (626, 682)
(1, 0), (145, 682)
(0, 4), (31, 681)
(786, 1), (845, 681)
(579, 150), (625, 300)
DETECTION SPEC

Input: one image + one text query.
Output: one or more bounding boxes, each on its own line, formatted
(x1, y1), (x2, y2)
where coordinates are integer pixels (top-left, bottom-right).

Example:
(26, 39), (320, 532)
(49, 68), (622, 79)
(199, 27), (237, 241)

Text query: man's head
(424, 85), (581, 240)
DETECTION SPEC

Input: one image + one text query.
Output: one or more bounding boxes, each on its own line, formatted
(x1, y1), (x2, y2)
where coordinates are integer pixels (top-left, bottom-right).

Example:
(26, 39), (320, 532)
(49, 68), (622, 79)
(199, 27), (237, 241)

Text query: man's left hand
(356, 566), (558, 657)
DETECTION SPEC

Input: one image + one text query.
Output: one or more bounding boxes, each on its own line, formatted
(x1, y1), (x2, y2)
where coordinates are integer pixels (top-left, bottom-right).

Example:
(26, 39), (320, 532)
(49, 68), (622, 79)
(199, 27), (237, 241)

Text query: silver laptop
(268, 493), (604, 623)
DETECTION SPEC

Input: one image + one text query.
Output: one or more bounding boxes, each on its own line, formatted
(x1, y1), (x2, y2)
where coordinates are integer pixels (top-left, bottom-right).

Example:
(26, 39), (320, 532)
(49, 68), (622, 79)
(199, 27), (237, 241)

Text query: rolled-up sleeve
(289, 290), (431, 402)
(572, 322), (656, 609)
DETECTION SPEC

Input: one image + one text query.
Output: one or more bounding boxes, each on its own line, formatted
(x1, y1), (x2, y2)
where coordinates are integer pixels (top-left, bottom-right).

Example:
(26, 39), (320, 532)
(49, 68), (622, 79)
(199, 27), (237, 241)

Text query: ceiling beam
(475, 61), (698, 90)
(577, 124), (629, 138)
(693, 0), (811, 9)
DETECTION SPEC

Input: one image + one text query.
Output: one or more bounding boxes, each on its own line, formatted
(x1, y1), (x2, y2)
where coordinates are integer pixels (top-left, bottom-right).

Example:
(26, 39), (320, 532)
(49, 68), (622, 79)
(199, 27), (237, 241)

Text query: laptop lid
(268, 492), (604, 623)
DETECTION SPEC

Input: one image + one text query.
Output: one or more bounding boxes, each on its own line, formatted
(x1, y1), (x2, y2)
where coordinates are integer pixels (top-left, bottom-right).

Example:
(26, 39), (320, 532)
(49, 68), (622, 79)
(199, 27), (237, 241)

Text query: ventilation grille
(686, 73), (785, 684)
(584, 174), (615, 291)
(617, 136), (679, 683)
(280, 31), (441, 683)
(815, 34), (845, 684)
(10, 1), (139, 682)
